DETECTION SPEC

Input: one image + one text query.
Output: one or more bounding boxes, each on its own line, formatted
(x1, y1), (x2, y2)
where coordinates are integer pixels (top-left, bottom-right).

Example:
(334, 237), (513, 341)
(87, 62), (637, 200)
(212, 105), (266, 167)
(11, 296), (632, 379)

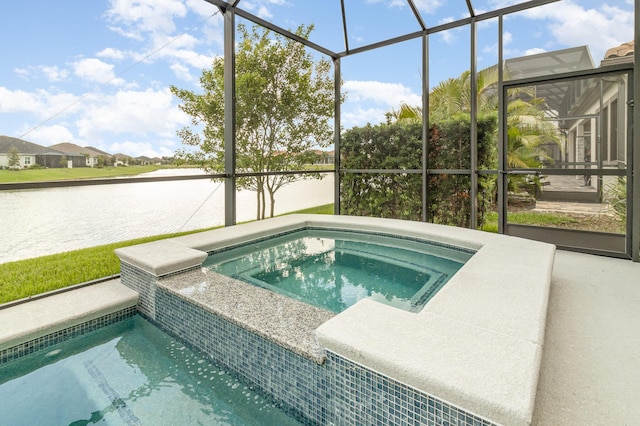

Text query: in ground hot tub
(203, 228), (473, 313)
(116, 214), (555, 426)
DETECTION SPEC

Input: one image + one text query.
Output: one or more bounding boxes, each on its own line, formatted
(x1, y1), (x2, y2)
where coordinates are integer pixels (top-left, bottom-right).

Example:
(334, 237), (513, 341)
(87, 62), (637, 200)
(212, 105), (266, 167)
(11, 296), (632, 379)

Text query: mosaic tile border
(153, 288), (327, 424)
(150, 284), (497, 426)
(120, 245), (497, 425)
(327, 352), (495, 426)
(0, 306), (137, 364)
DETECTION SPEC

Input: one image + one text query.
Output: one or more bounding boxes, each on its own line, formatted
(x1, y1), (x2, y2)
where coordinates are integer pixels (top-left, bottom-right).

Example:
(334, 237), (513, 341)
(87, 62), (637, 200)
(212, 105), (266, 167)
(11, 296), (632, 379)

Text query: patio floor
(533, 250), (640, 424)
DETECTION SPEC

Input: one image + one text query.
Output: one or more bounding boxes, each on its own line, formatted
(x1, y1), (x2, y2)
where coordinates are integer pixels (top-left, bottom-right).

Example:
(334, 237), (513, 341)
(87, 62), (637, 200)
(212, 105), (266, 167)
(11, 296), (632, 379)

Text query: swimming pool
(114, 214), (556, 425)
(0, 315), (302, 425)
(203, 229), (472, 313)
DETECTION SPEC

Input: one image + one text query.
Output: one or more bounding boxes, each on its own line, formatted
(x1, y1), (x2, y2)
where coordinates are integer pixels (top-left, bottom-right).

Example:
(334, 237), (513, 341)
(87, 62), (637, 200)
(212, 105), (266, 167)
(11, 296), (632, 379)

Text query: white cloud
(140, 33), (213, 69)
(72, 58), (124, 85)
(102, 0), (221, 83)
(97, 47), (126, 60)
(14, 68), (31, 80)
(0, 86), (79, 120)
(11, 65), (69, 83)
(1, 85), (189, 158)
(341, 80), (421, 128)
(19, 124), (76, 146)
(75, 88), (189, 140)
(436, 17), (458, 44)
(185, 0), (218, 18)
(237, 0), (292, 20)
(105, 0), (188, 37)
(170, 62), (195, 82)
(367, 0), (443, 12)
(257, 6), (273, 20)
(41, 66), (69, 82)
(342, 107), (390, 129)
(410, 0), (443, 10)
(343, 80), (421, 107)
(521, 1), (634, 61)
(107, 139), (177, 158)
(524, 47), (546, 56)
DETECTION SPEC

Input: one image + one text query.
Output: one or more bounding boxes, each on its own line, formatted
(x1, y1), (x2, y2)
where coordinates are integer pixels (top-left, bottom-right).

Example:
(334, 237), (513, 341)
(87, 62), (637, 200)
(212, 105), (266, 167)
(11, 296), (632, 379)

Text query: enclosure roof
(207, 0), (561, 58)
(505, 46), (595, 81)
(505, 46), (595, 114)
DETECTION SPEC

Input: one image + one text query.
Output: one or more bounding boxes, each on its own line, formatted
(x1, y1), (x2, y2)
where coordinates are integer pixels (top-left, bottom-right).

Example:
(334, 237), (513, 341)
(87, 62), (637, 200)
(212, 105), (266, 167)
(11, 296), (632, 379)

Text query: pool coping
(0, 279), (138, 353)
(115, 214), (555, 426)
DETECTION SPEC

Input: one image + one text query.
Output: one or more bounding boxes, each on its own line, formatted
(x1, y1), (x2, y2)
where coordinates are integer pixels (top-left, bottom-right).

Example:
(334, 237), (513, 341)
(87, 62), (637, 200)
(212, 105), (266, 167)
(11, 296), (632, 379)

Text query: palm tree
(387, 66), (560, 182)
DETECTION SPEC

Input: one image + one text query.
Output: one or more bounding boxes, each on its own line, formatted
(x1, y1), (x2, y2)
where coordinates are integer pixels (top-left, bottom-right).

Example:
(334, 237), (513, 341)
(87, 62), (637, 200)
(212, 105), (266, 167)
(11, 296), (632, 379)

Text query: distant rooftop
(601, 40), (635, 67)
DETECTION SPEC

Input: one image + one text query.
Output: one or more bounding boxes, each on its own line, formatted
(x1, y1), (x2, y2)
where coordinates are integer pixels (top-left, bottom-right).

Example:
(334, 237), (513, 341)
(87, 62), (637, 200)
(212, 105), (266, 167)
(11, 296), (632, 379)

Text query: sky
(0, 0), (634, 158)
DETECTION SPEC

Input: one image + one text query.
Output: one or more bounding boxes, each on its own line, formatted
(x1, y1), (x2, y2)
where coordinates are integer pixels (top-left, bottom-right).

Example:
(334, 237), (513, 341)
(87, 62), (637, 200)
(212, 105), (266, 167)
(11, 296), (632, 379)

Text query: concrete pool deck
(1, 244), (638, 424)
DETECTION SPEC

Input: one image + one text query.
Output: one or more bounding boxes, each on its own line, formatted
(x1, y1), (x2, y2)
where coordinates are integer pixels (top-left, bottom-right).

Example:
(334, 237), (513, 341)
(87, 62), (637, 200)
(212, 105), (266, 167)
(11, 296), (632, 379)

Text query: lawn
(0, 164), (332, 184)
(0, 165), (188, 183)
(480, 210), (625, 234)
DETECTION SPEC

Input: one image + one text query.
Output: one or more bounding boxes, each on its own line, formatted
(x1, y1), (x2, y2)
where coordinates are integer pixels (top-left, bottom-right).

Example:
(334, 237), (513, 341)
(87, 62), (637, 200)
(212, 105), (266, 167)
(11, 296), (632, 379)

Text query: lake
(0, 171), (334, 264)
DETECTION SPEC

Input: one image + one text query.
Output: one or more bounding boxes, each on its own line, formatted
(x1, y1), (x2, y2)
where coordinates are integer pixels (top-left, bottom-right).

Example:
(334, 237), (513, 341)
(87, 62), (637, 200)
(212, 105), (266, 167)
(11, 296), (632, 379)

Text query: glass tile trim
(0, 306), (137, 364)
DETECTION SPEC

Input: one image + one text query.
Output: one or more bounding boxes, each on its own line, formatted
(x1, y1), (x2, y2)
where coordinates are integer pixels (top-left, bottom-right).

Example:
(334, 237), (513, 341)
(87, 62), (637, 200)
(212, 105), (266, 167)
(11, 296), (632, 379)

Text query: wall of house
(0, 154), (36, 169)
(565, 74), (628, 169)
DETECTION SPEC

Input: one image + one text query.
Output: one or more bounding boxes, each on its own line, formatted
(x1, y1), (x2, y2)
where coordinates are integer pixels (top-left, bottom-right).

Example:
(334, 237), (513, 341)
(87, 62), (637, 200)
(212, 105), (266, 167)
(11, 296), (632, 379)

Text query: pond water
(0, 171), (333, 264)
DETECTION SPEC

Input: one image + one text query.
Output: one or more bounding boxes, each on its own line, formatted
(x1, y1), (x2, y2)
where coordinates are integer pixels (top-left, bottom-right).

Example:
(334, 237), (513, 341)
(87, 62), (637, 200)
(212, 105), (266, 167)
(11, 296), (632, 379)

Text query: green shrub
(340, 114), (497, 227)
(604, 177), (626, 221)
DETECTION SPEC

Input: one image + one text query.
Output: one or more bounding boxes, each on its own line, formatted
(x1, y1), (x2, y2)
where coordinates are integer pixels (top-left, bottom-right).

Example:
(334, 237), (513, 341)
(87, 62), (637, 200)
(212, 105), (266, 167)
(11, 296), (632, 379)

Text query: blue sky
(0, 0), (634, 158)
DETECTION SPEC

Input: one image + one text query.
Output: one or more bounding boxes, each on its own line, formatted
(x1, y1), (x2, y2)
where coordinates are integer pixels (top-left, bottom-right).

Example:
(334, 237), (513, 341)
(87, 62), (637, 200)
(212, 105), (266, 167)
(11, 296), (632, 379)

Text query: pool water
(204, 229), (472, 313)
(0, 316), (302, 426)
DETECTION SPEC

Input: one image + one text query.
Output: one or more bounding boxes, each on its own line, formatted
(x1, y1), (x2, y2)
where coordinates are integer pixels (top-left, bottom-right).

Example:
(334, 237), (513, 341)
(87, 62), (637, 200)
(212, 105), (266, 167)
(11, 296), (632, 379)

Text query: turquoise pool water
(204, 229), (472, 313)
(0, 316), (302, 426)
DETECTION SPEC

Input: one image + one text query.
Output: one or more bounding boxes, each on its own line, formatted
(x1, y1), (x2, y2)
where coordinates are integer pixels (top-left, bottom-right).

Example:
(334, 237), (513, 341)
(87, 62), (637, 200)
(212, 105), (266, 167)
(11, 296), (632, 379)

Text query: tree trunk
(255, 180), (261, 220)
(269, 188), (276, 218)
(255, 176), (263, 220)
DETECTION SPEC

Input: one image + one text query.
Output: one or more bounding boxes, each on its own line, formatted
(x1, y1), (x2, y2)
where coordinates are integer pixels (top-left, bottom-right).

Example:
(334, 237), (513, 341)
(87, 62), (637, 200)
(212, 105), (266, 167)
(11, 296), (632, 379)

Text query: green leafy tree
(7, 146), (21, 170)
(171, 23), (336, 220)
(59, 155), (67, 168)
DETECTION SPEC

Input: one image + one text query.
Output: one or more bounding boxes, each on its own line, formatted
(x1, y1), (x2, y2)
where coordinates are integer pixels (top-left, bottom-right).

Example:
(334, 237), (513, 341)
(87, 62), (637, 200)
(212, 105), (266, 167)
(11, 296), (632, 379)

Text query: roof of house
(600, 40), (634, 67)
(84, 146), (112, 156)
(0, 135), (67, 156)
(49, 142), (106, 157)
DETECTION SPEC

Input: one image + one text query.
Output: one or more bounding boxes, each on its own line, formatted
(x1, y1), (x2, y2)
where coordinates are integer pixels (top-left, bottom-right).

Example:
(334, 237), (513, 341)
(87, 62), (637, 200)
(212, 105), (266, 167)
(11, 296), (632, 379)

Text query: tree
(171, 23), (336, 220)
(7, 146), (21, 170)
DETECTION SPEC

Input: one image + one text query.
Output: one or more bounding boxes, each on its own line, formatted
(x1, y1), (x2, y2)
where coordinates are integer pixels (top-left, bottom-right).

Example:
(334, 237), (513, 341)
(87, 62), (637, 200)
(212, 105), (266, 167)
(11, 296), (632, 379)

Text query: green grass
(0, 203), (334, 305)
(480, 210), (580, 232)
(283, 203), (334, 215)
(0, 165), (190, 183)
(0, 165), (330, 184)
